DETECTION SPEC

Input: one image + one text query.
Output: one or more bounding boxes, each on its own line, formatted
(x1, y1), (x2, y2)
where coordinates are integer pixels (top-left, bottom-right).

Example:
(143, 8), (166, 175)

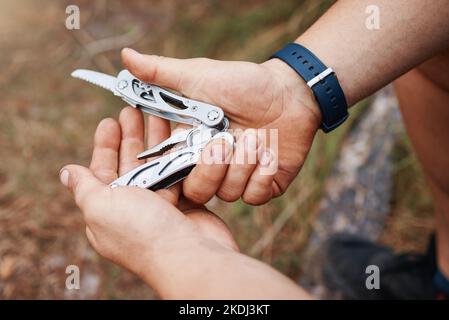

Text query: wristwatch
(271, 43), (349, 132)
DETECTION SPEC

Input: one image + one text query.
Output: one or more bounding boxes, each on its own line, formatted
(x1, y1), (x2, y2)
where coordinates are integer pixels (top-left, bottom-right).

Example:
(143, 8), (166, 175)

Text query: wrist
(142, 234), (311, 299)
(139, 235), (238, 298)
(267, 43), (350, 132)
(262, 58), (322, 130)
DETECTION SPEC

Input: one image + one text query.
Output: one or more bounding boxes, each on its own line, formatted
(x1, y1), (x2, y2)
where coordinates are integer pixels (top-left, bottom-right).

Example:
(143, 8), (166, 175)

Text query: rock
(300, 87), (401, 298)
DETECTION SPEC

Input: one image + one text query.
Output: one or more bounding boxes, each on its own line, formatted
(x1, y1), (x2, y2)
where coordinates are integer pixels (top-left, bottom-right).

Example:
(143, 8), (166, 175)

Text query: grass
(0, 0), (434, 298)
(379, 122), (435, 253)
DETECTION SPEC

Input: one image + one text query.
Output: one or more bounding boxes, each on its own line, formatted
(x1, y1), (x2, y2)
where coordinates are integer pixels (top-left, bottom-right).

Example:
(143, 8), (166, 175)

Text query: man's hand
(121, 48), (321, 205)
(59, 107), (238, 285)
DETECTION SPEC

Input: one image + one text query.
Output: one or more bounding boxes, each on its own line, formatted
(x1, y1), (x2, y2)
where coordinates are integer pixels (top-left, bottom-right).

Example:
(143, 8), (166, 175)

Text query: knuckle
(184, 184), (209, 204)
(272, 180), (286, 198)
(197, 165), (218, 182)
(217, 185), (241, 202)
(242, 192), (269, 206)
(148, 55), (164, 81)
(71, 175), (83, 203)
(92, 169), (116, 184)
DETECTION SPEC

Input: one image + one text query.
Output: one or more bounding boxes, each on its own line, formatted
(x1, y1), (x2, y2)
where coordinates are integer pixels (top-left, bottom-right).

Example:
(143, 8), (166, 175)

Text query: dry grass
(379, 124), (435, 253)
(0, 0), (434, 298)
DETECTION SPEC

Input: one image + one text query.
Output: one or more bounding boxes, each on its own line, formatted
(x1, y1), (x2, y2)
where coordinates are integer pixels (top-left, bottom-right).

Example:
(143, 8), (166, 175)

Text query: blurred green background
(0, 0), (434, 298)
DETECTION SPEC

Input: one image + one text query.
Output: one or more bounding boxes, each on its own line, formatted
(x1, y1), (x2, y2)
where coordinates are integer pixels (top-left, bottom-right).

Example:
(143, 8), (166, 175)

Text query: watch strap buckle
(306, 67), (334, 88)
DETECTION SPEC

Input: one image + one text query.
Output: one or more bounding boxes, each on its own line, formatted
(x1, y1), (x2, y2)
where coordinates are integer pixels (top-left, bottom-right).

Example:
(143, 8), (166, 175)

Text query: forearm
(141, 236), (312, 299)
(296, 0), (449, 106)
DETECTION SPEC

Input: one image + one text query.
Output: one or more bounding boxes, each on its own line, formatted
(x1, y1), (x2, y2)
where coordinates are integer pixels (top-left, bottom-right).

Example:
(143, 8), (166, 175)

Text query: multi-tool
(71, 69), (234, 190)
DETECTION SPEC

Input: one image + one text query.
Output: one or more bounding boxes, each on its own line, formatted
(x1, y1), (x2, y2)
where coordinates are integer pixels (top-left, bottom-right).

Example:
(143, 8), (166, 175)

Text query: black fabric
(320, 233), (438, 299)
(434, 269), (449, 299)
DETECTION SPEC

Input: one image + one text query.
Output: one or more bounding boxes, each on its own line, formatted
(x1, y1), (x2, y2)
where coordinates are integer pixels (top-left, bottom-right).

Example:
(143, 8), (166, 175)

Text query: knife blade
(71, 69), (119, 95)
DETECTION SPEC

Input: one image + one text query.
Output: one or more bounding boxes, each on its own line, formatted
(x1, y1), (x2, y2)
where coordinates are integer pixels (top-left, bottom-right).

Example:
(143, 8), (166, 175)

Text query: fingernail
(244, 132), (258, 151)
(211, 140), (230, 163)
(59, 169), (69, 187)
(260, 151), (273, 167)
(122, 48), (143, 62)
(122, 47), (138, 55)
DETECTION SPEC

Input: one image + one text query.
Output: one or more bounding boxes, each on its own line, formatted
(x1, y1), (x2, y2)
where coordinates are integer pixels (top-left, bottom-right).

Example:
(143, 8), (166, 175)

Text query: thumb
(59, 165), (106, 211)
(121, 48), (197, 92)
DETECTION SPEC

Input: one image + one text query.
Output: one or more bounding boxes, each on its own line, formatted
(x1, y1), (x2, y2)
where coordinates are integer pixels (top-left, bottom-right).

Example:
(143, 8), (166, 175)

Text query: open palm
(60, 107), (238, 278)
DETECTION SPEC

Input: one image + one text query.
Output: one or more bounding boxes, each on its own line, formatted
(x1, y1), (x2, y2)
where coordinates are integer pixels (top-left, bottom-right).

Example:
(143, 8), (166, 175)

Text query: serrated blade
(71, 69), (119, 95)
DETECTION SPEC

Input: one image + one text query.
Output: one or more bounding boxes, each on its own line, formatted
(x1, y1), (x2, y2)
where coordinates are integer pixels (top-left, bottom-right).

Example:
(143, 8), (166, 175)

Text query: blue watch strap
(271, 43), (349, 132)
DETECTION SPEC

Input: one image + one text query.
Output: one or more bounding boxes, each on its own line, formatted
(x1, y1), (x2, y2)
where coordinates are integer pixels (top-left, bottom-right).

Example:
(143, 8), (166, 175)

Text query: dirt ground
(0, 0), (434, 299)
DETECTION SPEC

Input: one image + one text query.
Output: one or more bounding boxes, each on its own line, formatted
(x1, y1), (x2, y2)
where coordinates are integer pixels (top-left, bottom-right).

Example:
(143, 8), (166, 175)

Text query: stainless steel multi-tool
(71, 69), (234, 190)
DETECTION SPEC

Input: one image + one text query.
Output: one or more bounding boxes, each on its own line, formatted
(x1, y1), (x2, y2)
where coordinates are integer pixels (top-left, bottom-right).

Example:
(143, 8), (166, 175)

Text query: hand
(121, 48), (321, 205)
(59, 107), (238, 285)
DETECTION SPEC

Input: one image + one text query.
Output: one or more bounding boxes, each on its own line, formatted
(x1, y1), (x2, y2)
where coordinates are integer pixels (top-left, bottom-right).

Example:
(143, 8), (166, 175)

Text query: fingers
(118, 106), (145, 175)
(241, 150), (277, 205)
(147, 115), (171, 148)
(216, 130), (260, 202)
(183, 138), (232, 204)
(155, 185), (181, 206)
(148, 115), (181, 205)
(182, 129), (276, 205)
(59, 165), (106, 212)
(90, 118), (120, 183)
(121, 48), (202, 92)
